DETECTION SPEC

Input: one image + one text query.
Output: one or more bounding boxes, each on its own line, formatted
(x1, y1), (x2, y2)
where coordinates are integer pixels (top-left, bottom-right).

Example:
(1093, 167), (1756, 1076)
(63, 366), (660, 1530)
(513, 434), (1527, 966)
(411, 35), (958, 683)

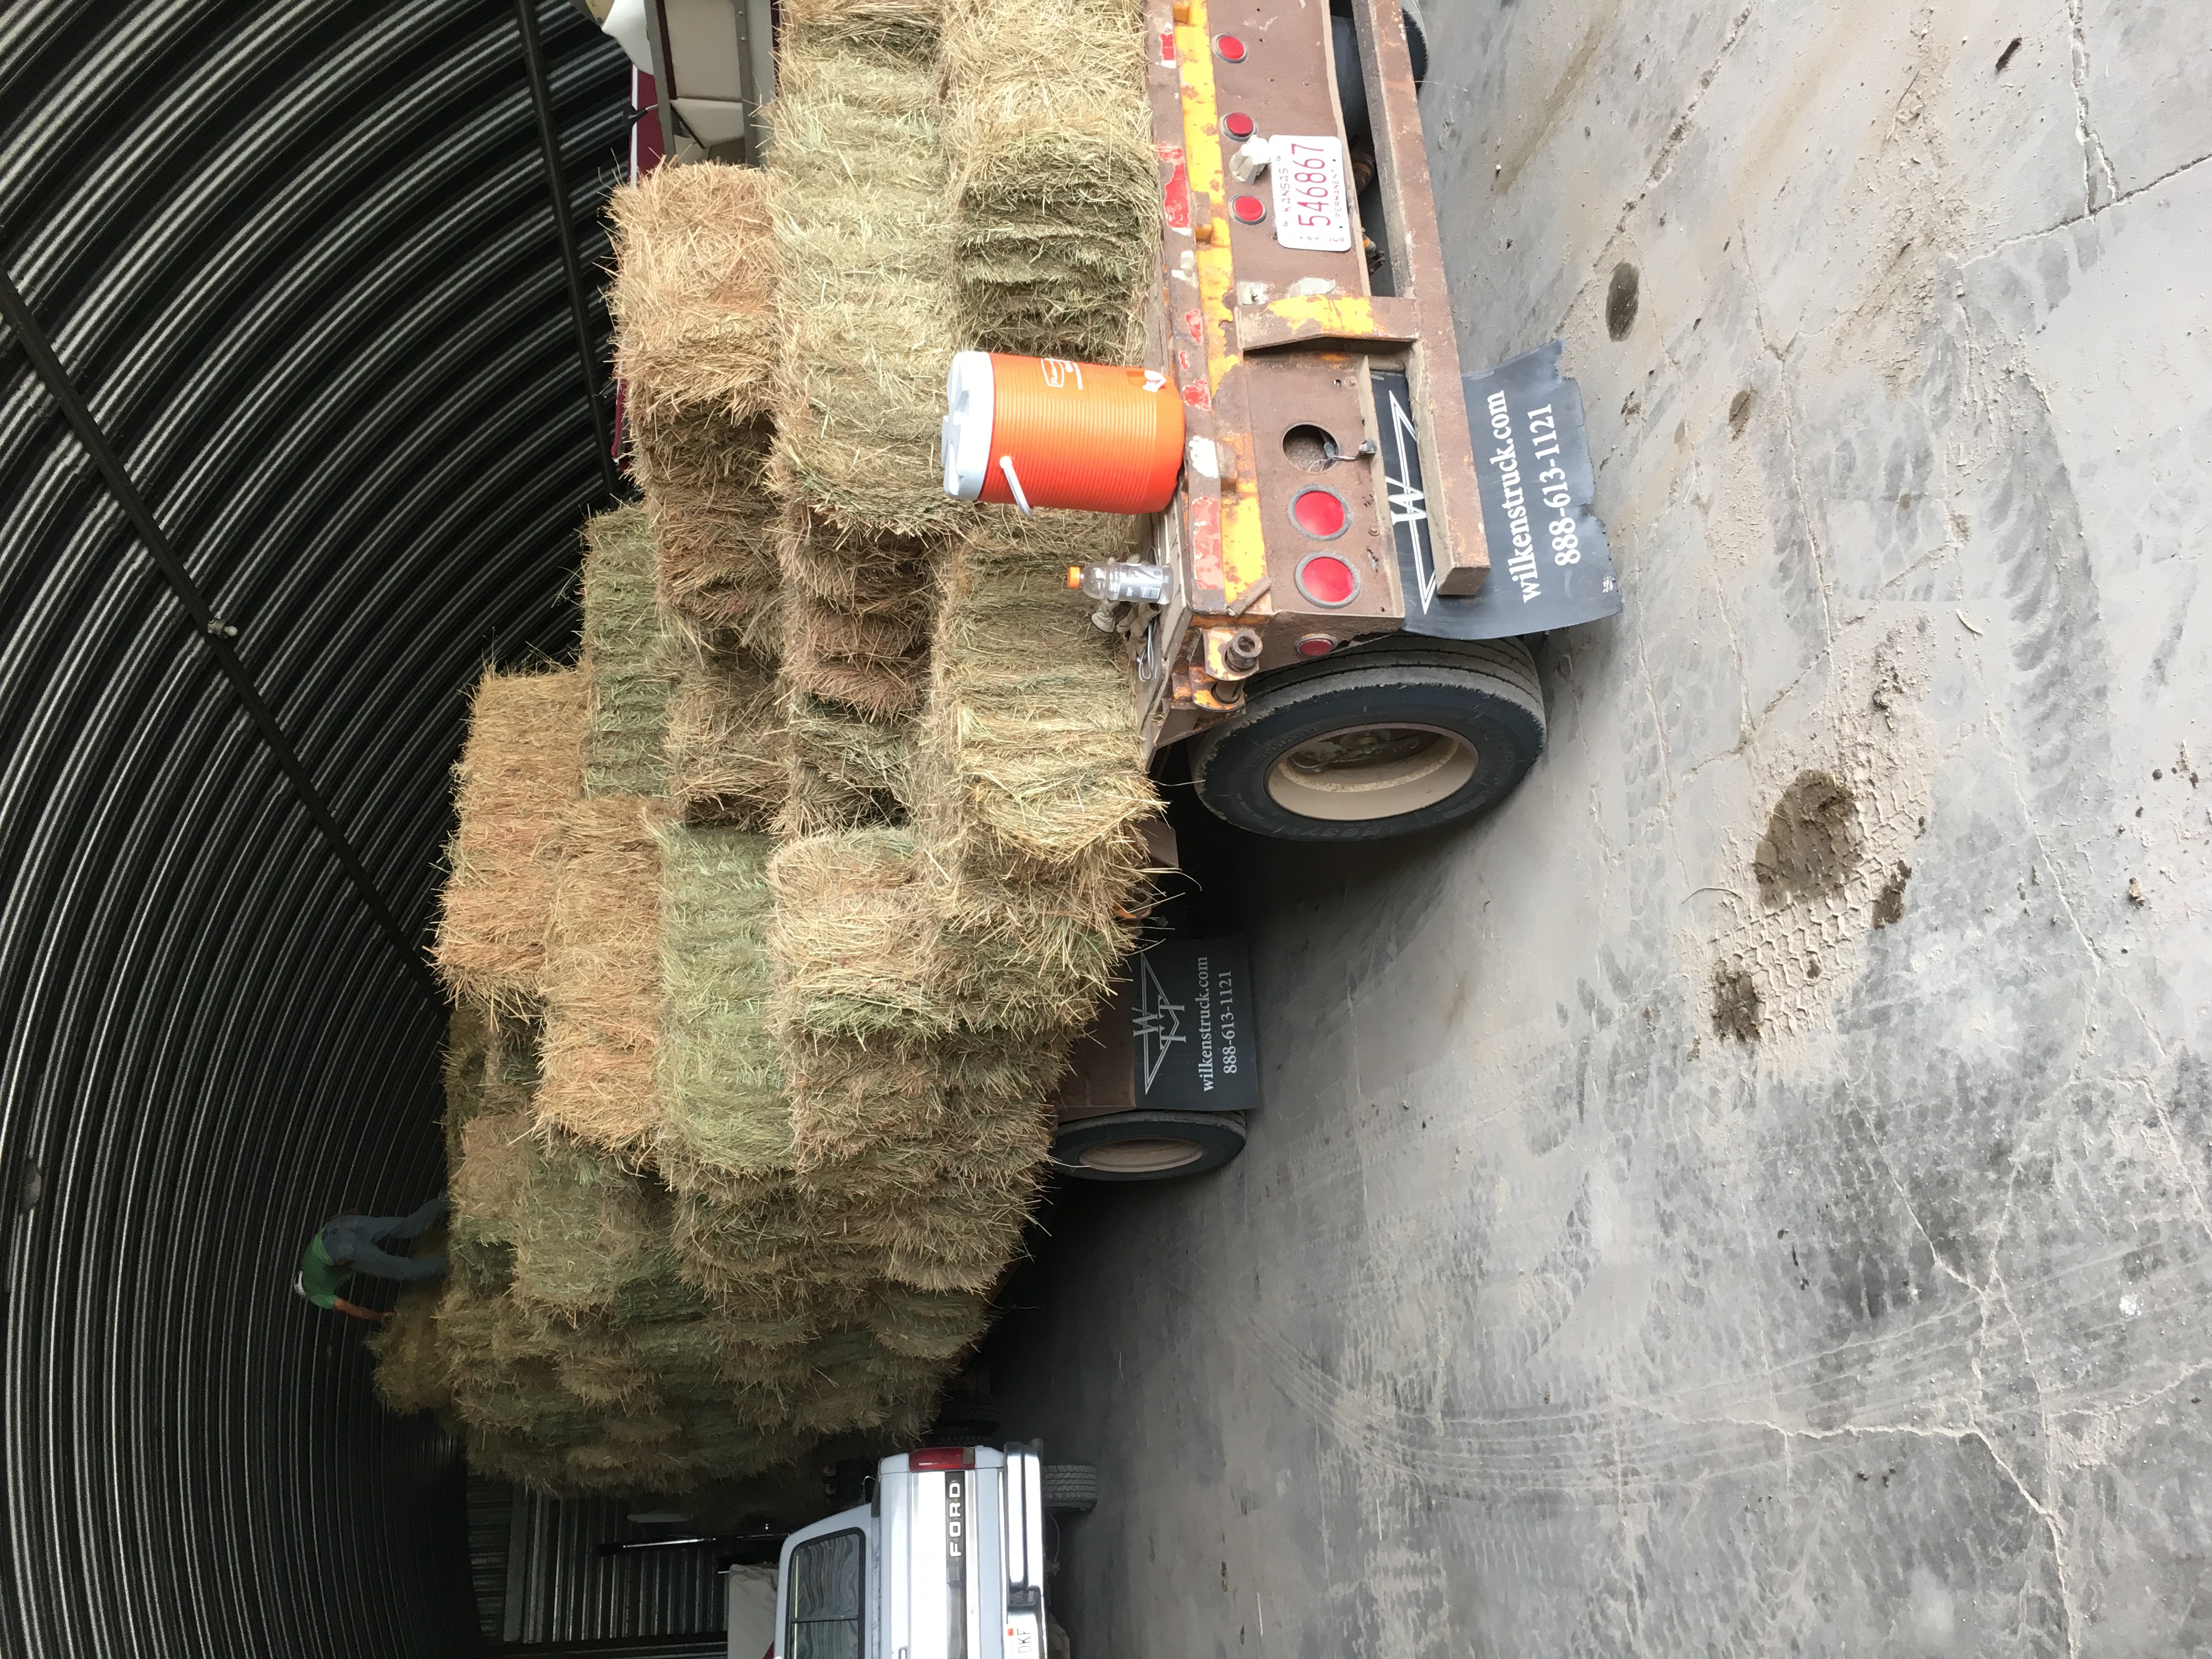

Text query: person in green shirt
(294, 1195), (449, 1322)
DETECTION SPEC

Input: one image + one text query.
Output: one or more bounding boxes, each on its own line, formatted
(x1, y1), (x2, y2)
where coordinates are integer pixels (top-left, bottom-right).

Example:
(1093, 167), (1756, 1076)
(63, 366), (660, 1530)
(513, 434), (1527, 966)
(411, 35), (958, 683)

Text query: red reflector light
(1215, 33), (1246, 60)
(910, 1447), (974, 1471)
(1231, 195), (1267, 224)
(1296, 554), (1358, 607)
(1290, 487), (1347, 538)
(1222, 111), (1255, 140)
(1296, 634), (1336, 657)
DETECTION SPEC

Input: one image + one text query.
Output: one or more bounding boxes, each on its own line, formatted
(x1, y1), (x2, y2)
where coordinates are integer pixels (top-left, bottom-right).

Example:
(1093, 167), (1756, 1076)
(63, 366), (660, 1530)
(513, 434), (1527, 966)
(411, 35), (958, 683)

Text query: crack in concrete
(2064, 0), (2120, 212)
(1965, 149), (2212, 267)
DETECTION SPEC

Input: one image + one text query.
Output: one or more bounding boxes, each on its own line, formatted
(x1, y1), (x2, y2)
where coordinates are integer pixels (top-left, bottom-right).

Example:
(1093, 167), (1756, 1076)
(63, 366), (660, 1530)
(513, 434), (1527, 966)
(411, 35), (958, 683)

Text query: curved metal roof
(0, 2), (627, 1653)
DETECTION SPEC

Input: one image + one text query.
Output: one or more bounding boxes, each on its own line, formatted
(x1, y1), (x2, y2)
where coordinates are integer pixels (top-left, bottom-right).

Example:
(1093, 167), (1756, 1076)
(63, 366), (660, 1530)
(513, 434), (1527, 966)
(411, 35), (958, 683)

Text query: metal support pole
(513, 0), (625, 494)
(0, 265), (441, 1001)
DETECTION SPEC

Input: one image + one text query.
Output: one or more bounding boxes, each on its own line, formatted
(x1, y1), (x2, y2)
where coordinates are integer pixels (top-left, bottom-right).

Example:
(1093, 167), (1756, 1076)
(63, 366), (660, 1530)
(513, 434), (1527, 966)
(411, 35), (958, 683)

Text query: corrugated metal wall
(0, 3), (627, 1655)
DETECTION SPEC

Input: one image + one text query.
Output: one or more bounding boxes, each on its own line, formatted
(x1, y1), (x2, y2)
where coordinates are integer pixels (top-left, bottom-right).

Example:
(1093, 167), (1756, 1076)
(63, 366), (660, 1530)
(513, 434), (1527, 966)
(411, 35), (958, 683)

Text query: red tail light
(910, 1447), (974, 1471)
(1295, 552), (1358, 607)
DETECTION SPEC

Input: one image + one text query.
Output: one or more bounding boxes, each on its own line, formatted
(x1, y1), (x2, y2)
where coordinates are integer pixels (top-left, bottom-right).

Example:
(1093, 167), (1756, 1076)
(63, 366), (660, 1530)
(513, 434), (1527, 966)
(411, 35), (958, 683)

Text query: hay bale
(781, 586), (932, 721)
(778, 692), (914, 838)
(655, 823), (790, 1189)
(652, 489), (783, 657)
(769, 2), (962, 536)
(925, 514), (1156, 863)
(538, 796), (670, 1150)
(506, 1128), (671, 1318)
(582, 506), (678, 798)
(369, 1267), (454, 1414)
(769, 829), (945, 1044)
(435, 667), (587, 1008)
(942, 0), (1158, 360)
(608, 161), (780, 492)
(441, 1000), (493, 1176)
(453, 1109), (531, 1265)
(664, 639), (786, 830)
(868, 1283), (992, 1360)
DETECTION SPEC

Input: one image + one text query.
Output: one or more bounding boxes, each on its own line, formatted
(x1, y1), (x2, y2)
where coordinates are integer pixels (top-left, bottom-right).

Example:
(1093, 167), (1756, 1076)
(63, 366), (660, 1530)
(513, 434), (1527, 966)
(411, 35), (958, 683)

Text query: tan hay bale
(768, 21), (962, 536)
(942, 0), (1158, 360)
(435, 666), (587, 1008)
(778, 693), (914, 838)
(369, 1268), (453, 1414)
(779, 510), (942, 614)
(654, 822), (791, 1184)
(782, 596), (931, 721)
(769, 829), (945, 1043)
(779, 1030), (1063, 1171)
(664, 640), (785, 830)
(608, 161), (780, 488)
(538, 796), (671, 1150)
(651, 486), (783, 656)
(582, 506), (678, 798)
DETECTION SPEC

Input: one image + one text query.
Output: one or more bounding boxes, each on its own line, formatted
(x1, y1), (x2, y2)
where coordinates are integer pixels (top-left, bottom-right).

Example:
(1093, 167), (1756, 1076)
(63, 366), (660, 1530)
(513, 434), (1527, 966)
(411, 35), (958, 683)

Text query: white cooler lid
(941, 351), (996, 500)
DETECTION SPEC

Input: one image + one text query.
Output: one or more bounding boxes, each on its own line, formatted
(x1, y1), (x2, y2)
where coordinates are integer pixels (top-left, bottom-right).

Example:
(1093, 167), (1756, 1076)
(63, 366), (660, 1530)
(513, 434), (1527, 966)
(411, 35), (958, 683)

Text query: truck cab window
(786, 1531), (865, 1659)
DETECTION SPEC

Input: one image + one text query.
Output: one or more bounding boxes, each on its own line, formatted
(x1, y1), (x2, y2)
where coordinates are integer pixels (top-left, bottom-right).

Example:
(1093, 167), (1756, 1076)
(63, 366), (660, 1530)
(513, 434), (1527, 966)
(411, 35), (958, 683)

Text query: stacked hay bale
(769, 0), (960, 825)
(433, 665), (586, 1008)
(611, 162), (787, 829)
(377, 0), (1164, 1501)
(942, 0), (1158, 359)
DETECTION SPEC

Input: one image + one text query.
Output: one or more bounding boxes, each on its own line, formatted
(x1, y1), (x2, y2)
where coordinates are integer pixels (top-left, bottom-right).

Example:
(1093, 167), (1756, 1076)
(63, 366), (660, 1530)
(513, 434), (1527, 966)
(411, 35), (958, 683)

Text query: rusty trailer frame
(1132, 0), (1484, 761)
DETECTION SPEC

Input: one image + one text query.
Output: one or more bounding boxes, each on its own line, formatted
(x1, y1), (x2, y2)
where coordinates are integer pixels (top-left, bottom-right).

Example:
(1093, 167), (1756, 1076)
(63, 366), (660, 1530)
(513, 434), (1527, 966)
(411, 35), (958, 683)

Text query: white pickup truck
(754, 1444), (1077, 1659)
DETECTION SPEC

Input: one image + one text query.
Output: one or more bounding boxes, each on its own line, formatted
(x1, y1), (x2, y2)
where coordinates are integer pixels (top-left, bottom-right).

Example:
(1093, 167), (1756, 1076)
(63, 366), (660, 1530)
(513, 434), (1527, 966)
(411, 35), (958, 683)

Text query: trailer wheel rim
(1263, 721), (1477, 821)
(1077, 1137), (1209, 1174)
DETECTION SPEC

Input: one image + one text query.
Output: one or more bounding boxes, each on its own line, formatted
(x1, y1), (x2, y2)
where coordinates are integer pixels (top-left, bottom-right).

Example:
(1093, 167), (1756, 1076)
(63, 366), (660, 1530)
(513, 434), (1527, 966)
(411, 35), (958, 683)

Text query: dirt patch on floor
(1754, 770), (1862, 906)
(1712, 964), (1763, 1042)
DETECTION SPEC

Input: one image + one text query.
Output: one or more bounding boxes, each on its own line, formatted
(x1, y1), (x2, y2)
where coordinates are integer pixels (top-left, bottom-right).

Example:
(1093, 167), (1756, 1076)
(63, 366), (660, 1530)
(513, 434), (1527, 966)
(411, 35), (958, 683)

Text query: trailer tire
(1041, 1464), (1099, 1515)
(1053, 1110), (1246, 1181)
(1188, 640), (1544, 841)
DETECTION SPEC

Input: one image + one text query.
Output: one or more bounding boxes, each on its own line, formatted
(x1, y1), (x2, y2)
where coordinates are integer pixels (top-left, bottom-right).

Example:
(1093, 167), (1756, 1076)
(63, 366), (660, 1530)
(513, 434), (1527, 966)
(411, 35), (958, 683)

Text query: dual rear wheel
(1188, 639), (1547, 842)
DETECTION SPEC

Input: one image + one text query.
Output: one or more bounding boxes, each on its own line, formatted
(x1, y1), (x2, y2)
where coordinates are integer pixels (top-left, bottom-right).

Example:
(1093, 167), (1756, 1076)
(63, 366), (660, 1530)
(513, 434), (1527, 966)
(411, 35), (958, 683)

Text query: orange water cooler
(941, 352), (1186, 516)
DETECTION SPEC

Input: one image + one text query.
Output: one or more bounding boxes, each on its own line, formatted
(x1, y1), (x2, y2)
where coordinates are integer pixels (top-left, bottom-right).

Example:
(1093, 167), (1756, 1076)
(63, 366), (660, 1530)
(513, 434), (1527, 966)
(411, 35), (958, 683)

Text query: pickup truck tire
(1041, 1464), (1099, 1514)
(1053, 1110), (1246, 1181)
(1188, 640), (1545, 841)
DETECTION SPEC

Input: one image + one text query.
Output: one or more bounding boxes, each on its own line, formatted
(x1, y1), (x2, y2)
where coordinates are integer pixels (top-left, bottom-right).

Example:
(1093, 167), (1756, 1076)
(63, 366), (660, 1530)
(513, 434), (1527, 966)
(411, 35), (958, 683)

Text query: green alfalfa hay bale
(867, 1283), (992, 1360)
(924, 514), (1158, 865)
(441, 1001), (493, 1176)
(452, 1110), (529, 1252)
(506, 1128), (675, 1320)
(654, 822), (790, 1186)
(941, 0), (1157, 360)
(582, 505), (679, 798)
(781, 592), (933, 722)
(778, 692), (915, 838)
(768, 19), (962, 538)
(671, 1183), (882, 1310)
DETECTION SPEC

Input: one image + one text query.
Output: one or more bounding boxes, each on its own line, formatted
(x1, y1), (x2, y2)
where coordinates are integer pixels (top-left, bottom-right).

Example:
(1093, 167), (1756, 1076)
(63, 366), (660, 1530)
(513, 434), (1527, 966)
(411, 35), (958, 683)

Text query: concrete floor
(990, 3), (2211, 1654)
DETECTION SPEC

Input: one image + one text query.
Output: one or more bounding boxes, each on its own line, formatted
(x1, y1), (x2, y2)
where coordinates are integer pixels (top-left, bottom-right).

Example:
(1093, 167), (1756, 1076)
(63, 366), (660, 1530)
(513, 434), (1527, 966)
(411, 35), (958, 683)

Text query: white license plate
(1269, 134), (1353, 252)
